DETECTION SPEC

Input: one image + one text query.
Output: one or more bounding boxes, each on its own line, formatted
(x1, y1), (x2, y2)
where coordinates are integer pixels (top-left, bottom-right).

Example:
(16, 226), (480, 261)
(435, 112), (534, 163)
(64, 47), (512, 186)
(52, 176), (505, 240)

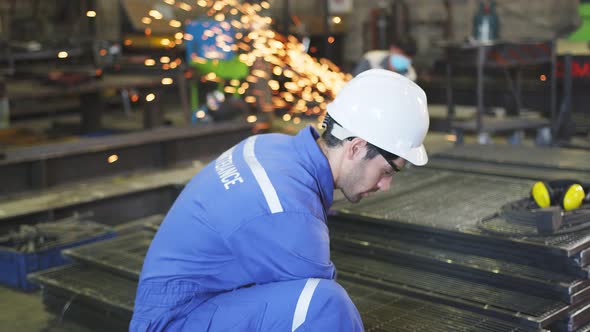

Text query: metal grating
(41, 290), (130, 331)
(433, 145), (590, 173)
(331, 231), (584, 302)
(31, 262), (543, 332)
(332, 169), (532, 231)
(63, 231), (153, 279)
(29, 264), (136, 313)
(340, 281), (542, 332)
(332, 252), (566, 324)
(427, 158), (590, 183)
(330, 168), (590, 257)
(550, 302), (590, 332)
(478, 215), (590, 256)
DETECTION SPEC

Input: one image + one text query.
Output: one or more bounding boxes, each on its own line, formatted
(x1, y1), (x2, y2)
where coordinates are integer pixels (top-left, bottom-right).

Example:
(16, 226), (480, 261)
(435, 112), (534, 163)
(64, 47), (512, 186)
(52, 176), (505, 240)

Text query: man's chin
(344, 194), (362, 204)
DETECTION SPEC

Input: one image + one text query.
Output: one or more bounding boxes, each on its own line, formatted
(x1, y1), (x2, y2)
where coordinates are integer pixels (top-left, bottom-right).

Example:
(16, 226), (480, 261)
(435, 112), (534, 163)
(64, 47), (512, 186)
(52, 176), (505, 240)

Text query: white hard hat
(327, 68), (429, 165)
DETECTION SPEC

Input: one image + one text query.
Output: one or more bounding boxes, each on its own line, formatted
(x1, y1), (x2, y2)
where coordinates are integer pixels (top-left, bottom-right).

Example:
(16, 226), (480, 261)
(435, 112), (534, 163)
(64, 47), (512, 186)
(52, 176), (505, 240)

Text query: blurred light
(149, 10), (163, 19)
(144, 59), (156, 66)
(224, 86), (236, 93)
(86, 11), (97, 17)
(268, 80), (280, 90)
(160, 39), (171, 46)
(196, 110), (206, 118)
(131, 94), (139, 102)
(247, 115), (257, 123)
(328, 36), (335, 44)
(261, 1), (270, 9)
(282, 114), (292, 121)
(164, 0), (175, 4)
(146, 93), (156, 102)
(169, 20), (182, 28)
(184, 33), (194, 41)
(141, 17), (152, 24)
(124, 39), (133, 46)
(169, 62), (178, 69)
(293, 117), (301, 124)
(245, 96), (256, 103)
(175, 32), (184, 39)
(162, 77), (174, 85)
(445, 134), (457, 142)
(99, 48), (107, 56)
(144, 28), (152, 36)
(58, 51), (68, 58)
(540, 74), (547, 81)
(178, 2), (192, 11)
(107, 154), (118, 163)
(332, 16), (341, 24)
(197, 0), (207, 7)
(160, 56), (171, 63)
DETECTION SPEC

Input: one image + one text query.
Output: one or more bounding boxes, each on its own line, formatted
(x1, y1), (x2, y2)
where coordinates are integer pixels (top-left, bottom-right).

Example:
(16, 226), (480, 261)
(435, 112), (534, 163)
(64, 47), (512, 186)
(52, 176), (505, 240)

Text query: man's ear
(345, 138), (367, 161)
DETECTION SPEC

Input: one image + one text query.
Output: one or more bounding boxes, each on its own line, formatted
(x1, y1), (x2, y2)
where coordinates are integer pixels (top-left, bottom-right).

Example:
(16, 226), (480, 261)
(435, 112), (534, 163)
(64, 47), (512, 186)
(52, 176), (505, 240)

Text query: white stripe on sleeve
(243, 136), (284, 214)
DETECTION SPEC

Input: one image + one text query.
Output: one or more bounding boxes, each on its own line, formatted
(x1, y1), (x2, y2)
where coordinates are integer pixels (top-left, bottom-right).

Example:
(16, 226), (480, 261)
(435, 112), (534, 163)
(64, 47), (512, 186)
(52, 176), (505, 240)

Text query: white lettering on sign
(215, 147), (244, 190)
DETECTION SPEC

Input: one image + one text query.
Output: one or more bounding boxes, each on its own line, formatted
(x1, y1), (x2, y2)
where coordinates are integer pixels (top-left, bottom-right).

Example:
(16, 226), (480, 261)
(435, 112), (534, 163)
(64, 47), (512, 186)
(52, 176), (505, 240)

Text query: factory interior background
(0, 0), (589, 331)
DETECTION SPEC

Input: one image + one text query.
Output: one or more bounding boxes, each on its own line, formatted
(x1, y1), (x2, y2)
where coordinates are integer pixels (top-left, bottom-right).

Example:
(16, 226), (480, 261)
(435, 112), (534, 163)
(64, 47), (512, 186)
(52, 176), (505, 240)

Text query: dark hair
(321, 115), (398, 161)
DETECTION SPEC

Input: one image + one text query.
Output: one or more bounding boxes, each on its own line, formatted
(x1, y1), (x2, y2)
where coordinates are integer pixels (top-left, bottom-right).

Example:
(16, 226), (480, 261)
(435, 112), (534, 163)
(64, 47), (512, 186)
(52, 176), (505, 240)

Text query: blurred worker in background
(353, 45), (417, 81)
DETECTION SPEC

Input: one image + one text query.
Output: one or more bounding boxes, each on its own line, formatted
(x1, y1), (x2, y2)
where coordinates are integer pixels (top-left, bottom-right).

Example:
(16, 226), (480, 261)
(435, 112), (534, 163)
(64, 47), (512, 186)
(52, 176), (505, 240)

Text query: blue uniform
(131, 126), (363, 331)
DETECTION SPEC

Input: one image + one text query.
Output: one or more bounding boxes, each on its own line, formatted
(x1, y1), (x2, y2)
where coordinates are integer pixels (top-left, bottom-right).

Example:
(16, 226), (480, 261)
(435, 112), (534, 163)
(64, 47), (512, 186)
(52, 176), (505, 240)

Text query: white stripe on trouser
(243, 136), (284, 214)
(292, 278), (321, 332)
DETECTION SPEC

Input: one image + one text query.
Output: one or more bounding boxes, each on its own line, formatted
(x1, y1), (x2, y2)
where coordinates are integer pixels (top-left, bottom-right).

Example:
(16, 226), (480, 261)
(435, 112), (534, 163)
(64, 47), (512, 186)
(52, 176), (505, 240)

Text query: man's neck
(317, 139), (341, 188)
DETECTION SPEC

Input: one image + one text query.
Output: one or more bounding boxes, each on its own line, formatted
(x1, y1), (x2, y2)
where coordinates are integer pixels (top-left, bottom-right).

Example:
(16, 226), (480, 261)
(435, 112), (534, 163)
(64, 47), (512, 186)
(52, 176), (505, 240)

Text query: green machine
(185, 20), (249, 122)
(569, 1), (590, 41)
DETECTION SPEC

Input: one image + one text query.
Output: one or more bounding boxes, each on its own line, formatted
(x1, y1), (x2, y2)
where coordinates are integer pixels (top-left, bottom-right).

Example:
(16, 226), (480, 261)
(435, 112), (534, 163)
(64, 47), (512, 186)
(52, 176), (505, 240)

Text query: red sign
(556, 58), (590, 78)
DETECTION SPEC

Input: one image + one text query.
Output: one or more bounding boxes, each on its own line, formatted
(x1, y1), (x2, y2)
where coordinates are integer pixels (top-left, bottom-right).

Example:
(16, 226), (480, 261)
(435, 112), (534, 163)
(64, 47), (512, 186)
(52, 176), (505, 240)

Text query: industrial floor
(0, 104), (586, 331)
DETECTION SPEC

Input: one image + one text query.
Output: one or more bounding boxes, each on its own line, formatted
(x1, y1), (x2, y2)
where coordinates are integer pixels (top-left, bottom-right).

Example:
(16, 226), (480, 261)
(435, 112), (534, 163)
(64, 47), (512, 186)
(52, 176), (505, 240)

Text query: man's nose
(378, 177), (392, 192)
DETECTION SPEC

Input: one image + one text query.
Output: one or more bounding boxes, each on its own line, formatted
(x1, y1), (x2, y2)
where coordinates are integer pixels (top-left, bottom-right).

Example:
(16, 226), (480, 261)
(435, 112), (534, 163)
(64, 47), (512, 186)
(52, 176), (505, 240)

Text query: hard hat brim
(404, 144), (428, 166)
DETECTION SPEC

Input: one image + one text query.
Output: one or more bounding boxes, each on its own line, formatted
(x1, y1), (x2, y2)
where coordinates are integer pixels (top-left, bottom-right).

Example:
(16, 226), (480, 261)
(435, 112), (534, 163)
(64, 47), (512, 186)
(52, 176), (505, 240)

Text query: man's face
(339, 144), (405, 203)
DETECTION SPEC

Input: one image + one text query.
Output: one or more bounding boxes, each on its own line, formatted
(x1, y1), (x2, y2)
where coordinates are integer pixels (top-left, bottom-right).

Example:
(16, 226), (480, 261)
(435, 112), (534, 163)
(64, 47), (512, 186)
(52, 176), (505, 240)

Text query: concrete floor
(0, 285), (97, 332)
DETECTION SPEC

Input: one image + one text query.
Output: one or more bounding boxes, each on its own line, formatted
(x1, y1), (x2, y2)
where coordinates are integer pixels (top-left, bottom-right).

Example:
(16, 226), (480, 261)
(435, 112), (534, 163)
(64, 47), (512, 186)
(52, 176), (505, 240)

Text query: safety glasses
(376, 146), (401, 173)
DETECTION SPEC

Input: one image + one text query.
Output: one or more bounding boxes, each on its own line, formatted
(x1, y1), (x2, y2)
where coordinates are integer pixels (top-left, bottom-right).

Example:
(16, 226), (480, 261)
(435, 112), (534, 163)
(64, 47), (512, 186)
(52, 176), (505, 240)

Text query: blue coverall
(130, 126), (364, 331)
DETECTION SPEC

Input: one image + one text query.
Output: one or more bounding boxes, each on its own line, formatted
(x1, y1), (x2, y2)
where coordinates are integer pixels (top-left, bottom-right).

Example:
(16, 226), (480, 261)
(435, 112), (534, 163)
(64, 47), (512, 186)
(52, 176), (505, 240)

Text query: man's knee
(314, 280), (357, 312)
(299, 279), (363, 331)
